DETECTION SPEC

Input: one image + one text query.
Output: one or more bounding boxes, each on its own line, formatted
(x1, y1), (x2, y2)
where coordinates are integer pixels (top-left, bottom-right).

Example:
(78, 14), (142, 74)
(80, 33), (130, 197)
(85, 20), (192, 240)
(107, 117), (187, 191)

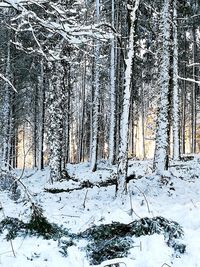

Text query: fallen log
(44, 173), (138, 194)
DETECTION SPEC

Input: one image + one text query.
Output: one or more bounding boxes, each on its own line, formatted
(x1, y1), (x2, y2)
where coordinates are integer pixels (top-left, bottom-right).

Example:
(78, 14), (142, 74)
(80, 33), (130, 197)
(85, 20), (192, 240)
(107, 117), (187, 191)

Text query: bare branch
(178, 76), (200, 85)
(0, 73), (17, 92)
(187, 63), (200, 68)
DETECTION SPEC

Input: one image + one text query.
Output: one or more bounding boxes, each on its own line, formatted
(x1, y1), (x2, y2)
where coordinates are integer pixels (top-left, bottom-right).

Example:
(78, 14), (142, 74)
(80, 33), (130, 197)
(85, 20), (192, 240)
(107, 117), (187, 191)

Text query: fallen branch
(44, 174), (137, 194)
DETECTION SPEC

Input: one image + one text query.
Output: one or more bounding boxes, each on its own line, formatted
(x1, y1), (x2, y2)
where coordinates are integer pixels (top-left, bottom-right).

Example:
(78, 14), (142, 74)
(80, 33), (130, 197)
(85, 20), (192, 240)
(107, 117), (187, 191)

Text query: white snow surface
(1, 158), (200, 266)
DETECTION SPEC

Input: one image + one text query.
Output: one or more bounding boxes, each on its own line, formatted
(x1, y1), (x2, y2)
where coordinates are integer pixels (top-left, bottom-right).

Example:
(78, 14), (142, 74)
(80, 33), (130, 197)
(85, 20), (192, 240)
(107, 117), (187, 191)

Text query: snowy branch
(0, 73), (17, 92)
(187, 63), (200, 68)
(0, 0), (48, 8)
(178, 76), (200, 85)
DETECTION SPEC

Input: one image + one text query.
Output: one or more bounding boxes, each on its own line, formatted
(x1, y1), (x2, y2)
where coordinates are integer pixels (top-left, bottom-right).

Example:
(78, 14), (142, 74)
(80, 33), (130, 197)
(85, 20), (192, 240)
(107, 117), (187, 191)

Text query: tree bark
(91, 0), (100, 172)
(117, 0), (140, 197)
(108, 0), (116, 165)
(172, 0), (180, 160)
(153, 0), (171, 173)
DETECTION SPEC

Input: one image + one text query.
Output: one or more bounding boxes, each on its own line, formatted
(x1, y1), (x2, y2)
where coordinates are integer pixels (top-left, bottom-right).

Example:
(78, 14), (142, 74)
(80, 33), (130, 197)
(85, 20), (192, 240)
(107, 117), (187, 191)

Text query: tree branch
(178, 76), (200, 85)
(0, 73), (17, 92)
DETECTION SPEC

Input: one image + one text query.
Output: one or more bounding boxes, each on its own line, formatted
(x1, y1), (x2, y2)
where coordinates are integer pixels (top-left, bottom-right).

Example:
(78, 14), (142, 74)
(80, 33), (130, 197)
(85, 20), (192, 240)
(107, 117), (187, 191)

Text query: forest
(0, 0), (200, 267)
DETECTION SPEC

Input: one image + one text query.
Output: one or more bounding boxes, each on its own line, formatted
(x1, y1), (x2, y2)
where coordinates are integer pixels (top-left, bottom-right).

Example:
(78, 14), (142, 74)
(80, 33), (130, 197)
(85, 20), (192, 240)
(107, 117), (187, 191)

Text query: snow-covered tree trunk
(38, 59), (45, 170)
(47, 60), (65, 182)
(91, 0), (100, 172)
(191, 26), (197, 154)
(172, 0), (180, 161)
(181, 31), (187, 155)
(33, 83), (38, 168)
(117, 0), (140, 196)
(108, 0), (116, 165)
(1, 37), (11, 167)
(153, 0), (171, 173)
(78, 58), (86, 163)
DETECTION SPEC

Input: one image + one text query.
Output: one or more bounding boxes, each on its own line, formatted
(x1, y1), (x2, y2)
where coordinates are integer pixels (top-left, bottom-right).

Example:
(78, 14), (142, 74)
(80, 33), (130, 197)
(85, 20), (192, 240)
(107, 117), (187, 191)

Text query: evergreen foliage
(0, 206), (69, 240)
(0, 213), (185, 264)
(80, 216), (185, 265)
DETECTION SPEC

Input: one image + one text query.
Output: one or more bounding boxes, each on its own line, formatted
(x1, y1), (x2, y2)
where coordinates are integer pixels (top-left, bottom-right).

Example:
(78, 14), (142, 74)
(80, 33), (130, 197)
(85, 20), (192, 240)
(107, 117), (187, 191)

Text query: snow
(1, 158), (200, 266)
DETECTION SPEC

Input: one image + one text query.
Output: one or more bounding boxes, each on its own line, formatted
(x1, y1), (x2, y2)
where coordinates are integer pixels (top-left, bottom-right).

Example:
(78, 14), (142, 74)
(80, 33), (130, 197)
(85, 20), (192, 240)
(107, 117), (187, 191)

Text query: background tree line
(0, 0), (199, 195)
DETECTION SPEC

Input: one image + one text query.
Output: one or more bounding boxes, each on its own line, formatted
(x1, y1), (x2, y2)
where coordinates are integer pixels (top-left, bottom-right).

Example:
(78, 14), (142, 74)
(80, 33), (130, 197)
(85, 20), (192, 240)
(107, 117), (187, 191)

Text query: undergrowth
(0, 205), (69, 240)
(0, 212), (186, 265)
(80, 216), (186, 265)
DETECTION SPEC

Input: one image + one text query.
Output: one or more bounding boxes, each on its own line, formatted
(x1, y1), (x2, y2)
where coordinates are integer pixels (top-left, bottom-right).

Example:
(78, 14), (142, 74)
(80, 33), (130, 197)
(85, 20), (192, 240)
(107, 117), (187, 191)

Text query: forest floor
(0, 157), (200, 267)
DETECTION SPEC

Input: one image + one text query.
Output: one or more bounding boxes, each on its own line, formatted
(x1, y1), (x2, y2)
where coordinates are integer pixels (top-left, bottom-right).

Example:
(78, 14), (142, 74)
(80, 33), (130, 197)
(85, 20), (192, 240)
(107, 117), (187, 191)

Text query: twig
(191, 199), (197, 208)
(83, 189), (88, 209)
(134, 185), (151, 214)
(161, 264), (171, 267)
(0, 202), (16, 257)
(132, 241), (142, 251)
(129, 190), (141, 219)
(52, 214), (80, 218)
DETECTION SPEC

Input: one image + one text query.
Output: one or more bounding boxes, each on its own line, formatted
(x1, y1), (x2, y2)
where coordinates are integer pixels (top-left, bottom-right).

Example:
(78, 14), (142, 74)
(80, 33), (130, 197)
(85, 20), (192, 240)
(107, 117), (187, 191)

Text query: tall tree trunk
(153, 0), (171, 173)
(117, 0), (140, 197)
(1, 37), (11, 167)
(191, 26), (197, 154)
(108, 0), (116, 165)
(172, 0), (180, 160)
(33, 83), (38, 168)
(38, 59), (45, 170)
(91, 0), (100, 172)
(47, 60), (65, 182)
(181, 31), (187, 155)
(141, 83), (146, 159)
(79, 58), (86, 162)
(63, 60), (71, 164)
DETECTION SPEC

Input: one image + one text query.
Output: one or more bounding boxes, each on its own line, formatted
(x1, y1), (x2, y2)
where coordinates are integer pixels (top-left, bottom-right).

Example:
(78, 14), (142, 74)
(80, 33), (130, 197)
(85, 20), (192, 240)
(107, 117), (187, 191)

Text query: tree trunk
(33, 83), (38, 168)
(153, 0), (171, 173)
(1, 37), (12, 167)
(91, 0), (100, 172)
(47, 60), (65, 182)
(108, 0), (116, 165)
(38, 59), (45, 170)
(181, 31), (187, 155)
(172, 0), (180, 160)
(191, 26), (197, 154)
(117, 0), (140, 197)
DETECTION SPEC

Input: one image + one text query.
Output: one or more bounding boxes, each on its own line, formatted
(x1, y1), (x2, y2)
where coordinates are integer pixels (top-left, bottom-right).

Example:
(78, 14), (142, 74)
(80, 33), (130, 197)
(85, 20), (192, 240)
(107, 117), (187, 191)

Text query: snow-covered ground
(1, 158), (200, 267)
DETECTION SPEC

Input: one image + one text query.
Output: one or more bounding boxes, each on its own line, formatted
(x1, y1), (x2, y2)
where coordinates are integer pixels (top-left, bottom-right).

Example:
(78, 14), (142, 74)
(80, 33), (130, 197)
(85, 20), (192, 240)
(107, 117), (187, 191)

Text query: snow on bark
(108, 0), (115, 165)
(153, 0), (171, 173)
(172, 0), (180, 161)
(91, 0), (100, 172)
(1, 37), (11, 166)
(38, 59), (45, 170)
(117, 0), (140, 197)
(47, 60), (65, 182)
